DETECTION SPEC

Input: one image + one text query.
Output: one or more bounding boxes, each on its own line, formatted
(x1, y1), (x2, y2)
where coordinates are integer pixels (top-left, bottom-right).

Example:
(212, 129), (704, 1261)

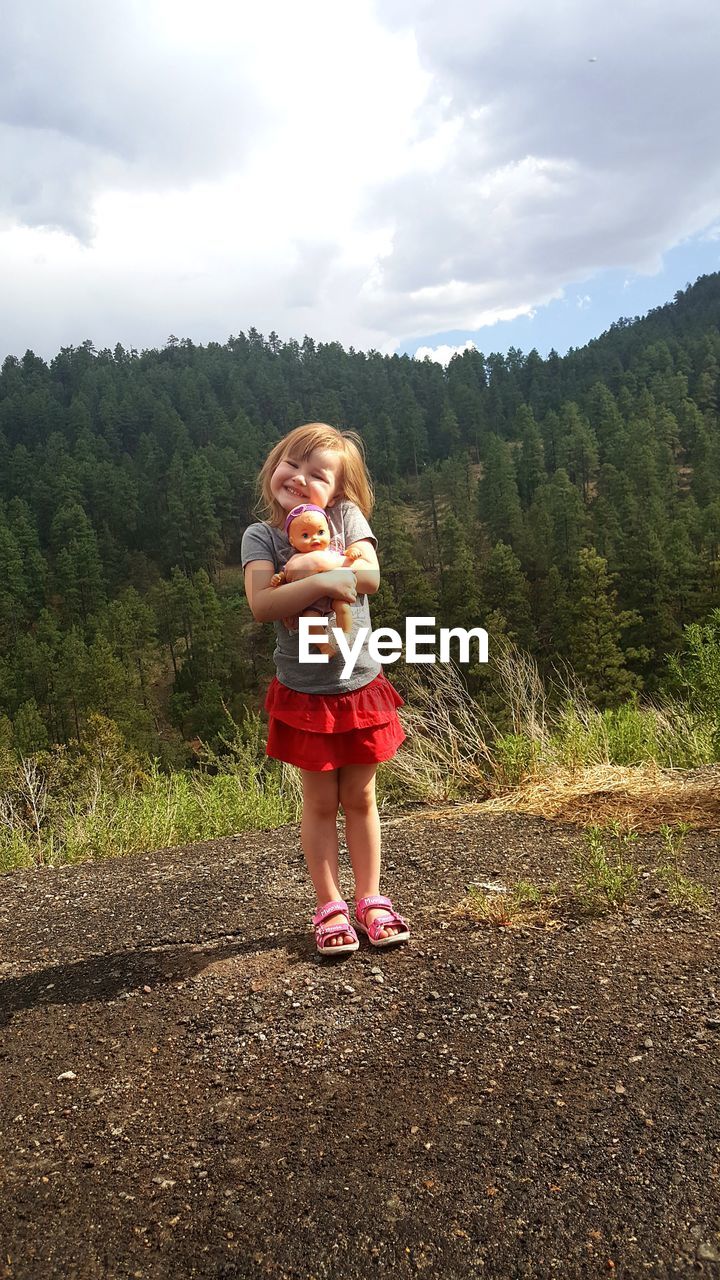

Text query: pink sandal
(312, 900), (359, 955)
(355, 895), (410, 947)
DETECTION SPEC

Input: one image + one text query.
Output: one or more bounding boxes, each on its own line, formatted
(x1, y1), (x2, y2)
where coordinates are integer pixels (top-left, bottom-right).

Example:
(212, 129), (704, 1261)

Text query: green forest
(1, 272), (720, 769)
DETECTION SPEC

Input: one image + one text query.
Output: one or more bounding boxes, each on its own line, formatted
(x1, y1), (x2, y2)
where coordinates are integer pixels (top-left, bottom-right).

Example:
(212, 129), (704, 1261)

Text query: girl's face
(270, 446), (343, 515)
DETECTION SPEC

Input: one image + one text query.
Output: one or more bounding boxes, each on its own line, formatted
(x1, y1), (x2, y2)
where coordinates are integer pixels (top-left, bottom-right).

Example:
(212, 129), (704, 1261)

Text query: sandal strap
(366, 913), (408, 939)
(355, 894), (392, 919)
(316, 921), (355, 938)
(355, 895), (409, 937)
(312, 899), (350, 926)
(316, 922), (358, 947)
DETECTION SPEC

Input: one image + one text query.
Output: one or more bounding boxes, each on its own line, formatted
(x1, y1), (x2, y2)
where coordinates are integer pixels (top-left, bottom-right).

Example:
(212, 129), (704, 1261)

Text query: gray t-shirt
(241, 500), (382, 694)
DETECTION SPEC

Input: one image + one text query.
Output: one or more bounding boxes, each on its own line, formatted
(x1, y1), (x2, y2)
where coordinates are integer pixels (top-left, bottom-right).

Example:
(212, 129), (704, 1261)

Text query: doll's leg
(331, 600), (353, 638)
(338, 764), (401, 939)
(300, 768), (354, 947)
(298, 607), (337, 657)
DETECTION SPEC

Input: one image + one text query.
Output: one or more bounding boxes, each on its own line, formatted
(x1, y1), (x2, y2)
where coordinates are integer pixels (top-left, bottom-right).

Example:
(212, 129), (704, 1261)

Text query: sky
(2, 0), (720, 366)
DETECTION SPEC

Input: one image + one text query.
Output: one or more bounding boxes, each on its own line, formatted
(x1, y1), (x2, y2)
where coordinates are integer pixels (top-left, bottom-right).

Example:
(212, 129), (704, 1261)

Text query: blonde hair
(255, 422), (374, 526)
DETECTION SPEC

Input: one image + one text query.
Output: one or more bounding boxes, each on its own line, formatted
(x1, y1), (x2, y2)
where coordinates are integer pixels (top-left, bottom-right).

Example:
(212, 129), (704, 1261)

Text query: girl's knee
(302, 770), (340, 821)
(301, 773), (338, 824)
(339, 776), (377, 814)
(304, 795), (340, 821)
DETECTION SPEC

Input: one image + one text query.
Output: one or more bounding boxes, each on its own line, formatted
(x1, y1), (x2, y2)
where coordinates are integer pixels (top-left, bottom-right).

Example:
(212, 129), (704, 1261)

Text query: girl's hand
(285, 549), (344, 578)
(317, 568), (357, 604)
(244, 560), (357, 626)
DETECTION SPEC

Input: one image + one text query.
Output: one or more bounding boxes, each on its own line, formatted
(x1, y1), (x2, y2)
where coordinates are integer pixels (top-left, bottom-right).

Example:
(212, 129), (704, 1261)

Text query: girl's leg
(338, 763), (400, 940)
(299, 768), (354, 947)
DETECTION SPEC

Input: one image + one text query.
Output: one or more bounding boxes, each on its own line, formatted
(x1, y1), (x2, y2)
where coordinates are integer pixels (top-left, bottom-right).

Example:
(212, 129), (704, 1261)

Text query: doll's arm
(342, 540), (380, 595)
(343, 545), (365, 565)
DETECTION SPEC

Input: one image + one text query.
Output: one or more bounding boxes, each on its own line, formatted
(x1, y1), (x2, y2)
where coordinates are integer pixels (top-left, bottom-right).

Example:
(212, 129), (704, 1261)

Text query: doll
(270, 504), (363, 657)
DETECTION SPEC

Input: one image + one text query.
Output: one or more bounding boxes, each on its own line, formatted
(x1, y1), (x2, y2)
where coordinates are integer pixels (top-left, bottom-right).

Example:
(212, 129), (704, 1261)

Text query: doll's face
(287, 510), (331, 552)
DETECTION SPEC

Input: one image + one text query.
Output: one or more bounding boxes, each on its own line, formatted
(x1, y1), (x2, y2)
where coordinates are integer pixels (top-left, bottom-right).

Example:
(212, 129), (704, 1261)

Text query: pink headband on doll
(284, 503), (327, 535)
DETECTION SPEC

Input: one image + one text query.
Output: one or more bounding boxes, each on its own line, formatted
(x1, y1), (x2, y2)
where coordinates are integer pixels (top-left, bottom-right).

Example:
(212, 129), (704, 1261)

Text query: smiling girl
(241, 423), (410, 956)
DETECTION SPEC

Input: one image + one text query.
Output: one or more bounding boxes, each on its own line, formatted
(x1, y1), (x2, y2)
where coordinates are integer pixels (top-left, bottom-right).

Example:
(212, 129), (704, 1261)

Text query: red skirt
(264, 671), (406, 771)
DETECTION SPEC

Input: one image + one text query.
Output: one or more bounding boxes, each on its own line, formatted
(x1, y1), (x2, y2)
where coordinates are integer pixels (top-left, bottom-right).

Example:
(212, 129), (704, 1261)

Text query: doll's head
(285, 505), (331, 553)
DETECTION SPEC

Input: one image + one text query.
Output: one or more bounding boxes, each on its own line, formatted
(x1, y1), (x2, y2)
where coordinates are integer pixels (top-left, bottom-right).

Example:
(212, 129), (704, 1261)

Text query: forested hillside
(1, 273), (719, 763)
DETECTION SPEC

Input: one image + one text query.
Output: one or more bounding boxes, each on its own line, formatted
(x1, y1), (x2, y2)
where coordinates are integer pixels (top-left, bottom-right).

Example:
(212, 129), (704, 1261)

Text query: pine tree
(100, 588), (160, 713)
(567, 547), (641, 706)
(373, 413), (399, 487)
(50, 501), (106, 623)
(515, 406), (545, 507)
(85, 634), (130, 720)
(185, 571), (229, 688)
(477, 435), (524, 549)
(12, 699), (49, 754)
(543, 468), (584, 573)
(398, 561), (439, 624)
(558, 405), (599, 501)
(535, 564), (572, 663)
(57, 628), (90, 744)
(393, 383), (428, 481)
(437, 404), (461, 456)
(373, 501), (420, 597)
(7, 498), (47, 613)
(0, 521), (25, 645)
(690, 421), (720, 506)
(663, 516), (702, 629)
(585, 382), (624, 454)
(539, 410), (562, 473)
(480, 543), (535, 650)
(438, 513), (481, 630)
(166, 454), (223, 574)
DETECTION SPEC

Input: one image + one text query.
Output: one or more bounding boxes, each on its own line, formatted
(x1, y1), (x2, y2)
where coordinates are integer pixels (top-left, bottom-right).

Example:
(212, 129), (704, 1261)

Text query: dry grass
(479, 763), (720, 831)
(382, 659), (494, 804)
(380, 802), (488, 827)
(452, 885), (563, 930)
(381, 646), (718, 826)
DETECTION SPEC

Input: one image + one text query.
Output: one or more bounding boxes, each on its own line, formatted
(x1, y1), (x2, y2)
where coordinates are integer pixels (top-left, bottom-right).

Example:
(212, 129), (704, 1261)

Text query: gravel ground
(1, 808), (719, 1280)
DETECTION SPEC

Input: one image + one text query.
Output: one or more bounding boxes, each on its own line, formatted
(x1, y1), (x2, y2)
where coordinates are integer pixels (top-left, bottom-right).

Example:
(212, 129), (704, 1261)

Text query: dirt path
(1, 809), (719, 1279)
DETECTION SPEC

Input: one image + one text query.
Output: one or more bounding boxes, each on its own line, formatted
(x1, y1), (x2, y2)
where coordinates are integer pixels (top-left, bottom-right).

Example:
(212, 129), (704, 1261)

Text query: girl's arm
(244, 561), (357, 624)
(343, 540), (380, 595)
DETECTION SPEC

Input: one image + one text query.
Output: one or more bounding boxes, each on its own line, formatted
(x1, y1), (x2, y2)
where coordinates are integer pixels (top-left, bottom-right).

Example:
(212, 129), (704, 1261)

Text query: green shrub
(493, 733), (543, 785)
(0, 710), (298, 872)
(656, 822), (712, 910)
(573, 823), (640, 913)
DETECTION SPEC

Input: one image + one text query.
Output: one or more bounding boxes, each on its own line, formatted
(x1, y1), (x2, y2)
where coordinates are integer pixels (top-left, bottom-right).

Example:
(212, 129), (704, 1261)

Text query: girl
(241, 422), (410, 956)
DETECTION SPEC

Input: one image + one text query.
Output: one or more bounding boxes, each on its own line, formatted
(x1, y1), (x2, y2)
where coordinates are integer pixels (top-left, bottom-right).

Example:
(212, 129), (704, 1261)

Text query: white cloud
(1, 0), (720, 358)
(413, 340), (478, 365)
(366, 0), (720, 336)
(0, 1), (267, 240)
(0, 0), (427, 356)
